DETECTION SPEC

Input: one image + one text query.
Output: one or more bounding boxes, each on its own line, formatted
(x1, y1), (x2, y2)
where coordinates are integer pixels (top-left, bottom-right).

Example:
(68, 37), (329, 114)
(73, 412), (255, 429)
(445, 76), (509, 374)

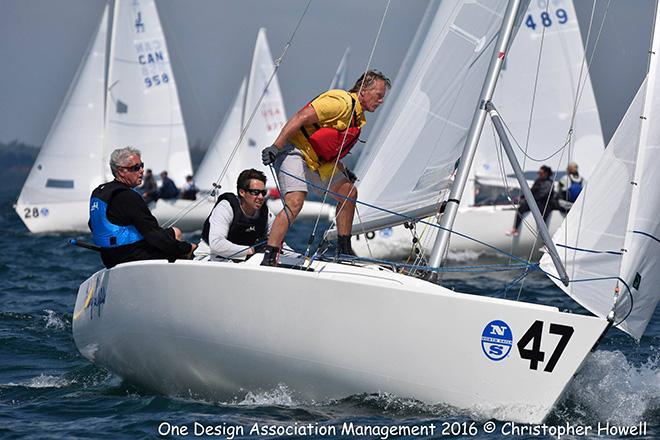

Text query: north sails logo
(245, 226), (256, 232)
(481, 320), (513, 361)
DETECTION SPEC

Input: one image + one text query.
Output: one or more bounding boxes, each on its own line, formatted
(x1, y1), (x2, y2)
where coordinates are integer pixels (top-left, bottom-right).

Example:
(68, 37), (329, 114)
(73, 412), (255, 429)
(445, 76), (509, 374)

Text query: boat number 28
(526, 9), (568, 31)
(23, 207), (41, 219)
(517, 320), (574, 372)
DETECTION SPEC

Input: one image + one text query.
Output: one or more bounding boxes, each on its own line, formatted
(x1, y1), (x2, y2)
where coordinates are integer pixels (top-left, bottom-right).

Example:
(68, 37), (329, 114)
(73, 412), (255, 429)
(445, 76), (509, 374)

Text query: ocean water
(1, 183), (658, 440)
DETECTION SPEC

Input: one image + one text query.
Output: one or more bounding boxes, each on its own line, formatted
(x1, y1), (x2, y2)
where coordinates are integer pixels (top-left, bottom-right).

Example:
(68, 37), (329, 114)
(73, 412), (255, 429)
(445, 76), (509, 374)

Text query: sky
(0, 0), (655, 150)
(0, 0), (429, 149)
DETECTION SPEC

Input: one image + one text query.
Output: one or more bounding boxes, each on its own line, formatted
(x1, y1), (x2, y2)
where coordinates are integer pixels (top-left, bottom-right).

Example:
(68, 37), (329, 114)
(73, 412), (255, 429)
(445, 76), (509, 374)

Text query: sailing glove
(262, 145), (280, 166)
(344, 168), (358, 183)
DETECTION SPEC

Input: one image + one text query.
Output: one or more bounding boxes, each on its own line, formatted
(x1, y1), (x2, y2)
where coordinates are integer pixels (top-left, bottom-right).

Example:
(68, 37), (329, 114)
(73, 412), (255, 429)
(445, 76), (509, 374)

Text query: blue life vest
(567, 178), (583, 202)
(89, 196), (143, 248)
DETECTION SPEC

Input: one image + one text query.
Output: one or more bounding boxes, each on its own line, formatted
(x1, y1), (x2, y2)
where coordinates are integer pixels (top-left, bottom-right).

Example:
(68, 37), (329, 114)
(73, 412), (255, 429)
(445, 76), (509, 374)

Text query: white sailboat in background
(162, 28), (335, 231)
(352, 0), (604, 260)
(69, 0), (659, 424)
(15, 0), (192, 234)
(329, 47), (350, 90)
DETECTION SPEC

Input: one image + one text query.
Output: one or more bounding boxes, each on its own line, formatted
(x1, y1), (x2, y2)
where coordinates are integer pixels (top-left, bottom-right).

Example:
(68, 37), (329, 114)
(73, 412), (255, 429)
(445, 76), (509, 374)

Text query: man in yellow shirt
(261, 70), (390, 266)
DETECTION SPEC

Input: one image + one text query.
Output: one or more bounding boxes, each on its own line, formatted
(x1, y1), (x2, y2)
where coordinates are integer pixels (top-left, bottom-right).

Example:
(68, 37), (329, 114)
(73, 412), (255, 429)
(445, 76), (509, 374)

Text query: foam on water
(42, 309), (66, 330)
(557, 349), (660, 425)
(5, 374), (75, 389)
(237, 383), (298, 406)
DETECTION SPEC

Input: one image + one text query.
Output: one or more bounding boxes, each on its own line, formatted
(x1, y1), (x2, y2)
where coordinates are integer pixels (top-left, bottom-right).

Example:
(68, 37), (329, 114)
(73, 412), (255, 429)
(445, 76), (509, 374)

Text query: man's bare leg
(267, 191), (306, 247)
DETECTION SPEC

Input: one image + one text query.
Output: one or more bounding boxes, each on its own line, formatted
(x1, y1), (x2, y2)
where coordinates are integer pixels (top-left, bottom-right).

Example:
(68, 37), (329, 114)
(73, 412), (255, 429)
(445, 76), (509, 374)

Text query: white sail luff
(541, 3), (660, 339)
(14, 4), (109, 231)
(241, 28), (287, 180)
(616, 0), (660, 339)
(329, 47), (350, 90)
(194, 79), (247, 191)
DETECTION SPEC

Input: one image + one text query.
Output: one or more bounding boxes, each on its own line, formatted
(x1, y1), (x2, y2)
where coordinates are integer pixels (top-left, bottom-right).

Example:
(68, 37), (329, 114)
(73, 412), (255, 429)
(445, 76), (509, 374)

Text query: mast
(428, 0), (524, 270)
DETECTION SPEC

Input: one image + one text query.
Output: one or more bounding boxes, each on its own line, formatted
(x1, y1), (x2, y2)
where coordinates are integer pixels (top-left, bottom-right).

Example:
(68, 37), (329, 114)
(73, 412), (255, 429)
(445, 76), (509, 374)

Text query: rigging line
(521, 0), (551, 174)
(305, 0), (392, 256)
(569, 0), (612, 132)
(278, 168), (530, 264)
(163, 0), (313, 228)
(541, 270), (634, 328)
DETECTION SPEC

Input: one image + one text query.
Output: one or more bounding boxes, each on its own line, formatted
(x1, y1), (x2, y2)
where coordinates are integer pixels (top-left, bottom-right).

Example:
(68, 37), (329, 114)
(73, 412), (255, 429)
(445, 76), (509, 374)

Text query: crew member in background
(158, 171), (180, 200)
(89, 147), (196, 268)
(181, 175), (199, 200)
(555, 161), (584, 213)
(195, 169), (274, 261)
(138, 168), (158, 203)
(260, 70), (391, 266)
(507, 165), (556, 236)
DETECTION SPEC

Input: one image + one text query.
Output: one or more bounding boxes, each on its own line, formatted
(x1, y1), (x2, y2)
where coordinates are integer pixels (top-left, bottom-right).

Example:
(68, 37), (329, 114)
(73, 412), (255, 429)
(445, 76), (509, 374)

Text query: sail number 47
(517, 320), (574, 372)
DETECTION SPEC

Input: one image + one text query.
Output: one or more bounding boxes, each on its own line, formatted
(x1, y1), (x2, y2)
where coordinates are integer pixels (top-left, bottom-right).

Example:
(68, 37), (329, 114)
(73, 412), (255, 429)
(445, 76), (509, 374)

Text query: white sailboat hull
(353, 205), (564, 261)
(14, 200), (89, 233)
(73, 257), (607, 423)
(14, 196), (332, 234)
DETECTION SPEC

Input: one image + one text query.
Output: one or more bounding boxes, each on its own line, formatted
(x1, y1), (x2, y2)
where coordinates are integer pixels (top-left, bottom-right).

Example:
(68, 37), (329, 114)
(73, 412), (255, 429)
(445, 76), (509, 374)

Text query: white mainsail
(475, 0), (603, 182)
(353, 0), (512, 233)
(541, 72), (659, 340)
(329, 47), (350, 90)
(105, 0), (192, 185)
(14, 5), (108, 229)
(194, 79), (246, 191)
(194, 28), (286, 192)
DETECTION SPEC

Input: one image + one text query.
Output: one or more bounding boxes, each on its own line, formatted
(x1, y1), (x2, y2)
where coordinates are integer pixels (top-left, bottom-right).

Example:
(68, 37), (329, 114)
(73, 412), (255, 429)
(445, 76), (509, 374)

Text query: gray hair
(110, 146), (141, 177)
(348, 70), (391, 93)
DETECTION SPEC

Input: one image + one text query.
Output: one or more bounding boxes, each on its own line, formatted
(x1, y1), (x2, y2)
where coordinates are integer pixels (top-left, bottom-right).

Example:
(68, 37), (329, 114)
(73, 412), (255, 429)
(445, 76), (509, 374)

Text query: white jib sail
(16, 4), (108, 207)
(240, 28), (287, 181)
(475, 0), (604, 182)
(195, 79), (247, 192)
(104, 0), (192, 185)
(352, 0), (511, 232)
(541, 19), (660, 340)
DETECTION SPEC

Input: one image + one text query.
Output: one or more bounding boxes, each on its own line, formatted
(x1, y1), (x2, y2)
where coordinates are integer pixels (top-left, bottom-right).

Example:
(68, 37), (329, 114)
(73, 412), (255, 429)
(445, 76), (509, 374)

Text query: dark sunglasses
(243, 188), (267, 197)
(120, 162), (144, 172)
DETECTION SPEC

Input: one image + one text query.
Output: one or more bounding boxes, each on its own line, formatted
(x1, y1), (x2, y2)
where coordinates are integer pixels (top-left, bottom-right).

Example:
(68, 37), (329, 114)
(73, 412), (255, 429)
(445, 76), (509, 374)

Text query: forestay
(352, 0), (512, 233)
(541, 26), (660, 339)
(16, 5), (108, 206)
(104, 0), (192, 185)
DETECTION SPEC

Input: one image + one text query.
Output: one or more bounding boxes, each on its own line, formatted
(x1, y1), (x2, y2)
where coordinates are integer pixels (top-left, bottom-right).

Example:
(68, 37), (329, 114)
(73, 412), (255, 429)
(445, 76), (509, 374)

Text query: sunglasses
(120, 162), (144, 172)
(243, 188), (267, 197)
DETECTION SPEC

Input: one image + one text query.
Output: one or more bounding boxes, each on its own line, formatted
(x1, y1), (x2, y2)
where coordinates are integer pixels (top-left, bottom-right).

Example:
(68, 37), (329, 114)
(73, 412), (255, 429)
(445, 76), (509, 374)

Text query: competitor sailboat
(158, 28), (335, 231)
(352, 0), (604, 260)
(71, 0), (656, 423)
(14, 0), (192, 233)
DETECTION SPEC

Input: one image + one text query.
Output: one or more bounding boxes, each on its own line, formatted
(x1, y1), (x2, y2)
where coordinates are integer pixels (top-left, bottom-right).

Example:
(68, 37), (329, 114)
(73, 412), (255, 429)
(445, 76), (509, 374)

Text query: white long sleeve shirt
(195, 199), (275, 260)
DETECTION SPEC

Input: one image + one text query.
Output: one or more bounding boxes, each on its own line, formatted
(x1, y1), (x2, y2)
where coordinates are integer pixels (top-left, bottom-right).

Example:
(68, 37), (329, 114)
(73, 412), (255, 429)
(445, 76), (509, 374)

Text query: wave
(553, 349), (660, 425)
